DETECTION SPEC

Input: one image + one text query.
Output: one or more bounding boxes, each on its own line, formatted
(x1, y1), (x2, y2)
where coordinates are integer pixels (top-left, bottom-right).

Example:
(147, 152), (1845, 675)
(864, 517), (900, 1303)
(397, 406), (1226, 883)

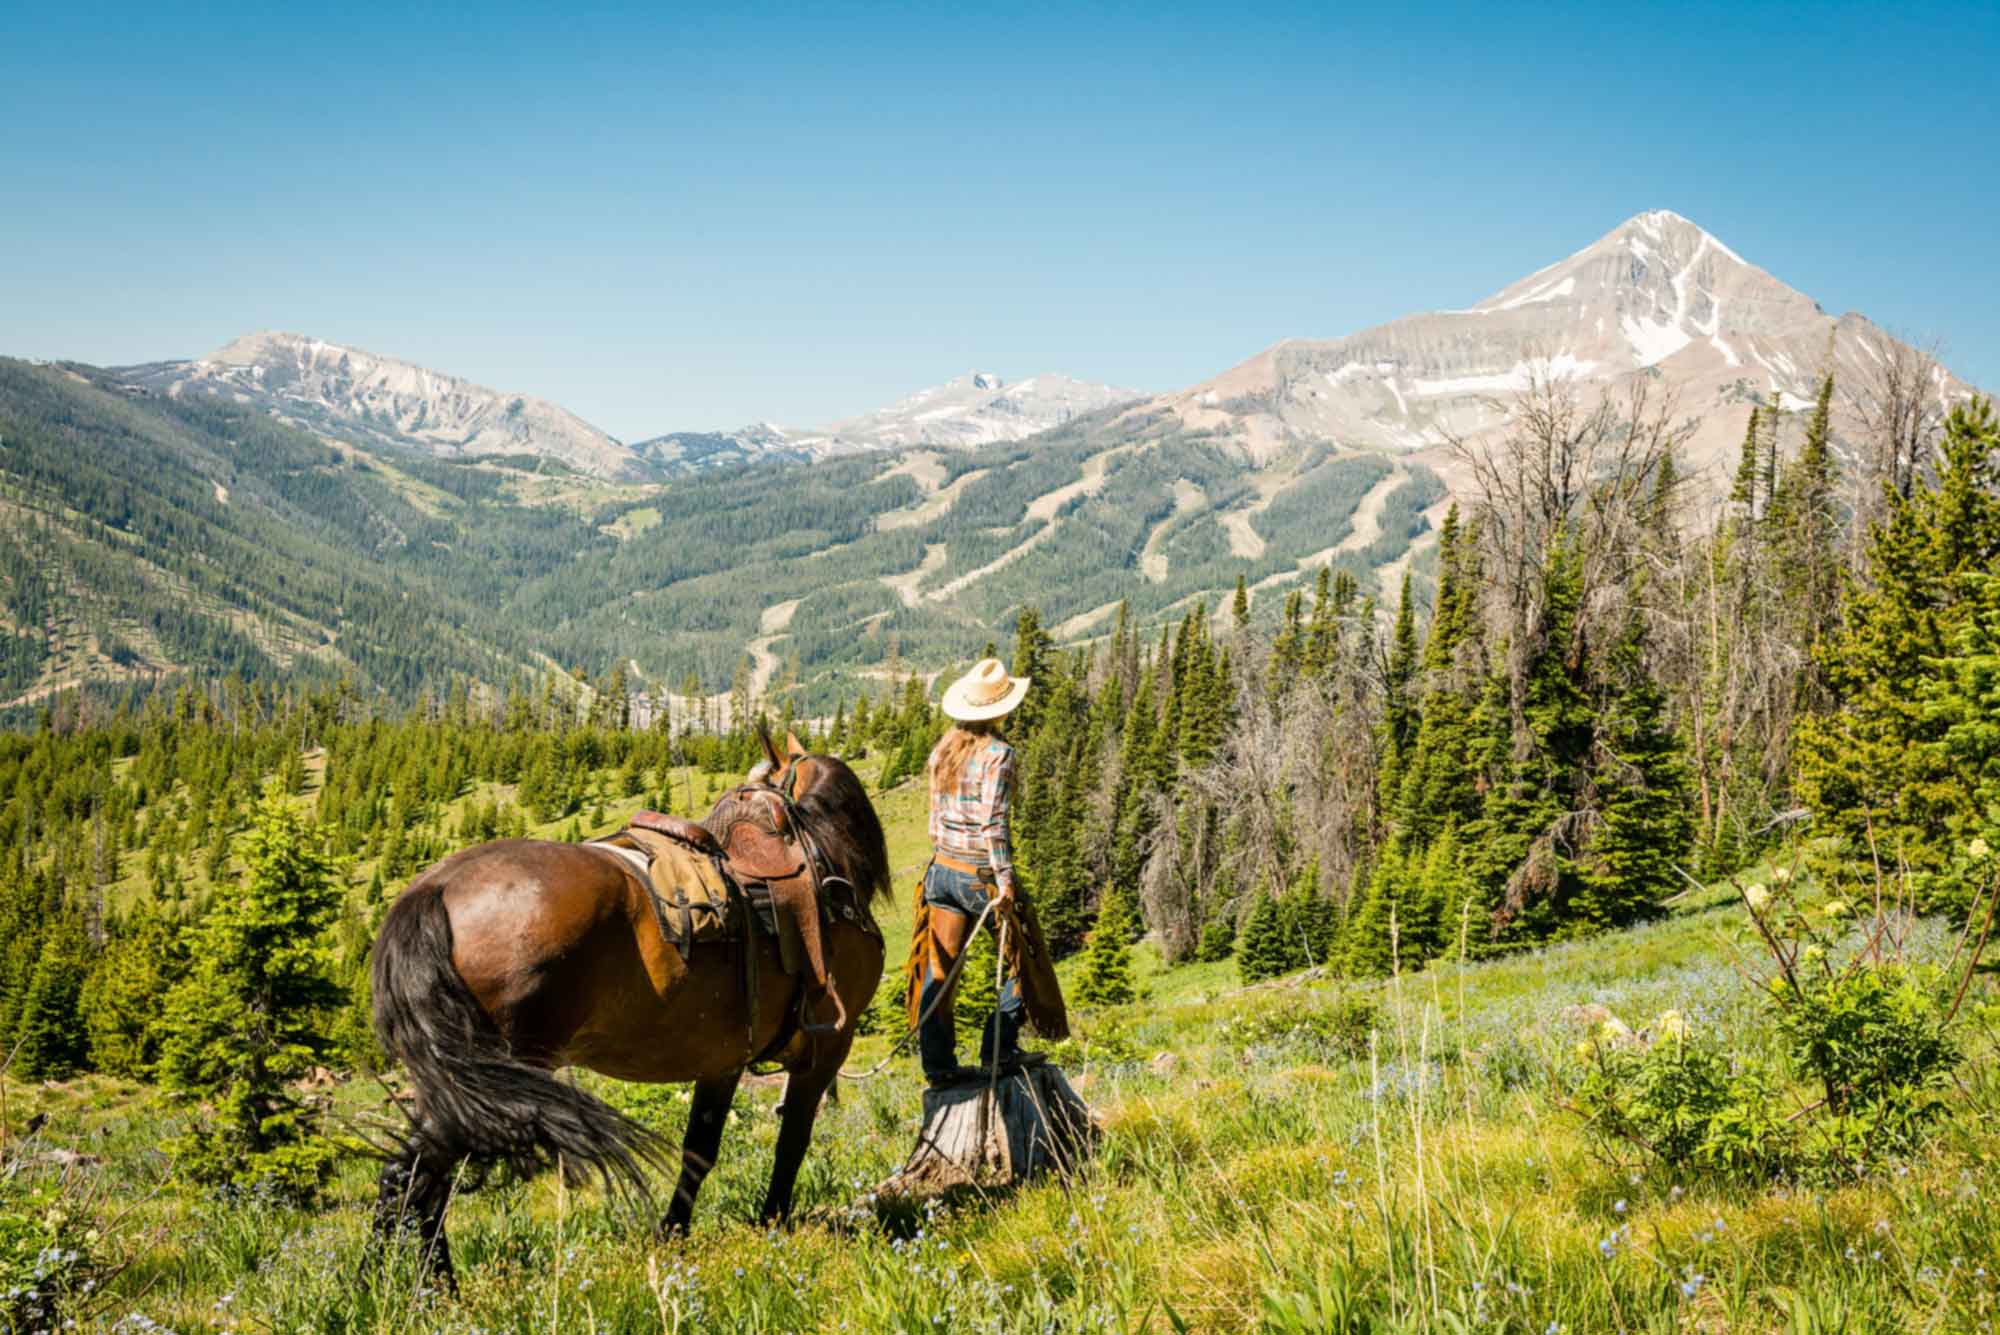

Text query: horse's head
(735, 723), (891, 904)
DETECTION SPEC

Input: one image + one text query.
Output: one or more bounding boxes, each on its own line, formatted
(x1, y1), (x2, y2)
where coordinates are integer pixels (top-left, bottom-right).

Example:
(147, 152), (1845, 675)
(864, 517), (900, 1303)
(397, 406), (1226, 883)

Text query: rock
(1149, 1052), (1178, 1076)
(1557, 1003), (1618, 1029)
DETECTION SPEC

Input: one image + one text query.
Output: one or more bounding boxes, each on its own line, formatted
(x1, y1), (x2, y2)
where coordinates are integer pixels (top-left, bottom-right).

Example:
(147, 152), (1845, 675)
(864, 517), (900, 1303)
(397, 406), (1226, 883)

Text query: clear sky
(4, 2), (1995, 439)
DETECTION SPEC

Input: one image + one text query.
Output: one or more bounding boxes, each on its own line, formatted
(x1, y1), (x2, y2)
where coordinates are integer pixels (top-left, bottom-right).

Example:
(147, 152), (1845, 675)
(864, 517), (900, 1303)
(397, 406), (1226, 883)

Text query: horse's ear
(785, 731), (807, 759)
(756, 721), (784, 772)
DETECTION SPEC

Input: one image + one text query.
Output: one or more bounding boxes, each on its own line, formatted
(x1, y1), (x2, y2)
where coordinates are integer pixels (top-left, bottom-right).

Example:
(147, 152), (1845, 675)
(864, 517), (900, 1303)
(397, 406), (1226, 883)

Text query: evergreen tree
(1343, 847), (1410, 978)
(953, 922), (1000, 1049)
(13, 911), (91, 1080)
(1073, 893), (1137, 1007)
(1797, 397), (2000, 907)
(157, 790), (346, 1198)
(1378, 574), (1422, 803)
(82, 902), (186, 1078)
(1574, 622), (1695, 932)
(1235, 882), (1288, 984)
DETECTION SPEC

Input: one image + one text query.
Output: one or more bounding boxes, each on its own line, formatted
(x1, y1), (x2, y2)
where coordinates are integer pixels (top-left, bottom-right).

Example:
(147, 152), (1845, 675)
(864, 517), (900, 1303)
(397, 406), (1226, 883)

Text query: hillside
(3, 359), (1440, 713)
(0, 358), (571, 707)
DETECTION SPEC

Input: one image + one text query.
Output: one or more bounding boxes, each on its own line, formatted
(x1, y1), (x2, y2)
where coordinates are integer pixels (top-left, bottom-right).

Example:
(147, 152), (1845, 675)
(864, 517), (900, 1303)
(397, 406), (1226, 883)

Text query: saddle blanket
(592, 825), (775, 953)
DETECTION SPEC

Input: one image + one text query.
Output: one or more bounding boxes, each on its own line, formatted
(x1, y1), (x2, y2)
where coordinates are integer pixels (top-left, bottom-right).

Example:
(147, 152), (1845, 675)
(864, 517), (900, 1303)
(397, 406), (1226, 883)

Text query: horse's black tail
(370, 882), (672, 1198)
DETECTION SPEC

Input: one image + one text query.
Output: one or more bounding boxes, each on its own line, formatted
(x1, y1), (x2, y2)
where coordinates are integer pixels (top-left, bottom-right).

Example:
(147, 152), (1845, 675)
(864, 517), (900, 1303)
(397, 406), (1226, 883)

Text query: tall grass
(5, 895), (1997, 1333)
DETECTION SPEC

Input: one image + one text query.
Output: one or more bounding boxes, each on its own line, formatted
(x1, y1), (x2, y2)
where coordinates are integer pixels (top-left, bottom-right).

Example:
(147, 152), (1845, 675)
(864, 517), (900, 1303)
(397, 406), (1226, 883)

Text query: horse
(367, 729), (891, 1285)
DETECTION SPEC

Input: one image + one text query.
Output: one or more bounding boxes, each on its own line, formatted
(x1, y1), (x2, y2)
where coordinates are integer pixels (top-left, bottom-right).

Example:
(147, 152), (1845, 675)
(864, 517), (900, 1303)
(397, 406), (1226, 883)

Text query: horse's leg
(372, 1138), (461, 1293)
(664, 1071), (742, 1235)
(760, 1059), (840, 1225)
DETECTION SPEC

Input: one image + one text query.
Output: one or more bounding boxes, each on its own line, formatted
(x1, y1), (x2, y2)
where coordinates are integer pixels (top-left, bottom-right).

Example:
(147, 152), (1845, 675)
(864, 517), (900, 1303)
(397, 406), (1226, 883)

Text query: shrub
(1570, 860), (1980, 1183)
(1220, 993), (1379, 1062)
(0, 1186), (110, 1332)
(1572, 1023), (1794, 1180)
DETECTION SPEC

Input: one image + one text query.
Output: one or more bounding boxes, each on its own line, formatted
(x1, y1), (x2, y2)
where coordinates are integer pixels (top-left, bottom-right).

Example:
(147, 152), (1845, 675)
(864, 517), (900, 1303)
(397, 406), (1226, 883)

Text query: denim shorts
(923, 861), (993, 918)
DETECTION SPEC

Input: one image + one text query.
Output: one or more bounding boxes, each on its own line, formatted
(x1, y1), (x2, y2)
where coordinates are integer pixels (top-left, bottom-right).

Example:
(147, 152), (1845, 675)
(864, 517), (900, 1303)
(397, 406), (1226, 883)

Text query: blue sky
(4, 2), (1995, 438)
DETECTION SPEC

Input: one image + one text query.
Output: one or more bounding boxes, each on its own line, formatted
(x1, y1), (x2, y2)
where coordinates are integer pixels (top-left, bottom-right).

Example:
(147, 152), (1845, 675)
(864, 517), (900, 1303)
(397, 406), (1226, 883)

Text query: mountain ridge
(1137, 209), (1979, 489)
(121, 331), (650, 480)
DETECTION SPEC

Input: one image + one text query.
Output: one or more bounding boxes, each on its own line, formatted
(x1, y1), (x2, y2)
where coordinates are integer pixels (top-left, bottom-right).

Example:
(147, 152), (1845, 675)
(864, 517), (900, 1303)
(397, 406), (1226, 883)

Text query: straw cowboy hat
(941, 658), (1030, 722)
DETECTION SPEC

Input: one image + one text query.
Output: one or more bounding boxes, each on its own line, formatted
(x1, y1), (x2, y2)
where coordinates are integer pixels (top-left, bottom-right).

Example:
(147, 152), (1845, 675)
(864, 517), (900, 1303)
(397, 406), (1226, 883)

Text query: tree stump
(875, 1064), (1095, 1204)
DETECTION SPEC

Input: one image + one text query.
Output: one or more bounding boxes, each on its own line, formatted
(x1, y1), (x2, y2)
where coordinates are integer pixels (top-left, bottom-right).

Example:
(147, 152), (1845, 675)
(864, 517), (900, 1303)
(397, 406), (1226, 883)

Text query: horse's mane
(705, 754), (892, 905)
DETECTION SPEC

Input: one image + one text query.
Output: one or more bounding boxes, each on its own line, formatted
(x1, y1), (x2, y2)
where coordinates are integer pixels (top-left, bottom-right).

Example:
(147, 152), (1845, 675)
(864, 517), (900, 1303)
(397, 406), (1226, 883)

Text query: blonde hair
(927, 721), (998, 801)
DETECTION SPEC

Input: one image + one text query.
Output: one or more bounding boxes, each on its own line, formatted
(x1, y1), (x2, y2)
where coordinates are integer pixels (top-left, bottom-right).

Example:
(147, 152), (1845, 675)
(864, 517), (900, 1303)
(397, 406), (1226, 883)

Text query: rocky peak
(123, 332), (645, 478)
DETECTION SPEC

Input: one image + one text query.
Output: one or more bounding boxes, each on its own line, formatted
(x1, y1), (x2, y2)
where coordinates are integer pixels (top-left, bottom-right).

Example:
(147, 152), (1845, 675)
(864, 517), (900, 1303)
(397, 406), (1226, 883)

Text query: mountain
(119, 331), (648, 480)
(632, 371), (1143, 472)
(805, 371), (1144, 452)
(1140, 210), (1979, 486)
(15, 210), (1984, 719)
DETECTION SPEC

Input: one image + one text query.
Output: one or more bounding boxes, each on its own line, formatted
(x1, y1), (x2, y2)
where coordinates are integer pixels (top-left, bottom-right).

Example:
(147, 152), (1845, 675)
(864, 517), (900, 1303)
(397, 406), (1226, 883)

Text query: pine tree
(1798, 397), (2000, 910)
(1196, 896), (1237, 963)
(953, 922), (1000, 1048)
(1235, 883), (1288, 984)
(13, 911), (91, 1080)
(1343, 847), (1410, 977)
(1728, 407), (1762, 519)
(1378, 574), (1422, 803)
(157, 789), (346, 1199)
(1073, 893), (1137, 1007)
(1276, 856), (1337, 969)
(1574, 622), (1694, 931)
(81, 902), (185, 1078)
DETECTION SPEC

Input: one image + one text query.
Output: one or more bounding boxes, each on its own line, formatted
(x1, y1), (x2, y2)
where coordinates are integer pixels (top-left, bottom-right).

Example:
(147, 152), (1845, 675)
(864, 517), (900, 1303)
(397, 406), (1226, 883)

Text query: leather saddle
(608, 790), (845, 1039)
(629, 809), (721, 856)
(706, 785), (846, 1037)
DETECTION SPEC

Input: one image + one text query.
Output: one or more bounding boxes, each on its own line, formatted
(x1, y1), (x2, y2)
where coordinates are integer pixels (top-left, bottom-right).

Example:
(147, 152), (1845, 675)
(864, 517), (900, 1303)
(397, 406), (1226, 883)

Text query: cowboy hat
(941, 657), (1030, 722)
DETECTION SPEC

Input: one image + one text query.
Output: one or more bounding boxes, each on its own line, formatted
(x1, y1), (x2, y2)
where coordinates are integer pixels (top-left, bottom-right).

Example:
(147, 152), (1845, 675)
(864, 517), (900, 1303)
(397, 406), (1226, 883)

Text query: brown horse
(368, 731), (890, 1284)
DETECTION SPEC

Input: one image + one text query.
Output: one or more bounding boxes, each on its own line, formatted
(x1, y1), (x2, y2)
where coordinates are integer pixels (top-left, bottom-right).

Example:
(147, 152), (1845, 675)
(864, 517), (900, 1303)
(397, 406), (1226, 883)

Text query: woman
(916, 657), (1034, 1087)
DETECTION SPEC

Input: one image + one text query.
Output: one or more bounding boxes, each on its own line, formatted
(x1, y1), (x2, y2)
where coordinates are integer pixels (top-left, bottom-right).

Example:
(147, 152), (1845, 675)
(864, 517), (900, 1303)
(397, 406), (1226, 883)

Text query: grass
(9, 783), (2000, 1333)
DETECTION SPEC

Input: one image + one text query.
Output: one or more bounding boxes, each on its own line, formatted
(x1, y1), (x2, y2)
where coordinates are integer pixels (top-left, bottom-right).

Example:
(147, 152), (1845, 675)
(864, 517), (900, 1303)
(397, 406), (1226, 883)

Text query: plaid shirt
(928, 738), (1017, 888)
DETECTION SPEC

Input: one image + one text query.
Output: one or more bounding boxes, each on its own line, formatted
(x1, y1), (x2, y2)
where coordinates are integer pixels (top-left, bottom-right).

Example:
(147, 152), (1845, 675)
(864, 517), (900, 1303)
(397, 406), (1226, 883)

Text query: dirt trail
(1139, 480), (1205, 583)
(1056, 600), (1123, 640)
(1249, 466), (1409, 598)
(1373, 528), (1434, 603)
(878, 467), (988, 532)
(880, 543), (947, 608)
(877, 450), (946, 492)
(1218, 461), (1302, 559)
(1024, 442), (1136, 522)
(746, 598), (801, 701)
(1335, 466), (1406, 554)
(925, 443), (1139, 602)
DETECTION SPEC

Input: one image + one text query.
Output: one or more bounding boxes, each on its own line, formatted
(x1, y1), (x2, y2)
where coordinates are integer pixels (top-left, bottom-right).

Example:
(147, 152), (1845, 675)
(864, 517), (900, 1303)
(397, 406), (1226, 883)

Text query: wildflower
(1772, 866), (1793, 884)
(1655, 1010), (1687, 1041)
(1822, 900), (1849, 919)
(1971, 837), (1991, 860)
(1679, 1271), (1706, 1298)
(1614, 1199), (1628, 1215)
(1745, 884), (1771, 913)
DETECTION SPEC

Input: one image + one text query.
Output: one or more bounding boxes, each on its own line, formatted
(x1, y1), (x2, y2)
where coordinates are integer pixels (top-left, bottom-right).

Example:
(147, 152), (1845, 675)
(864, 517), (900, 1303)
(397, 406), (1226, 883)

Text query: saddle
(593, 787), (861, 1044)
